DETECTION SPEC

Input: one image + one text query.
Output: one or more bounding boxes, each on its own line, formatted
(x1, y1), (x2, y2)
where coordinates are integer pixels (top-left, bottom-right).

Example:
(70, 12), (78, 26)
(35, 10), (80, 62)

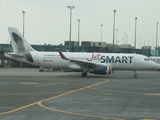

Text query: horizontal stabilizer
(5, 52), (25, 58)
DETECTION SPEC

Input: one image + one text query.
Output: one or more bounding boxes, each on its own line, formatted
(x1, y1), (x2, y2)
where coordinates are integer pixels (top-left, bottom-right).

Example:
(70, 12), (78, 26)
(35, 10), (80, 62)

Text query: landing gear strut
(134, 71), (138, 78)
(81, 72), (87, 77)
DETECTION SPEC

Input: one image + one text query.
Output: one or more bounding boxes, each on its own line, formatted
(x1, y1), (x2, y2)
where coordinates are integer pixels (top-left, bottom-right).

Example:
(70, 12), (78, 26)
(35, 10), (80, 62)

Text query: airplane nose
(152, 62), (158, 69)
(154, 63), (160, 70)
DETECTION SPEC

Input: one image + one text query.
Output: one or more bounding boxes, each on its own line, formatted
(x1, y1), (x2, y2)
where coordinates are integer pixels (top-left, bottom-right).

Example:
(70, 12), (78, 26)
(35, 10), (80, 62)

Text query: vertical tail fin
(8, 27), (35, 53)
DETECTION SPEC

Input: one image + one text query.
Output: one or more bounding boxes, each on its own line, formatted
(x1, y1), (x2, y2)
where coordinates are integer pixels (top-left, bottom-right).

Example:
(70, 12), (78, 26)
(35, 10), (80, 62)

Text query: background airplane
(5, 27), (157, 78)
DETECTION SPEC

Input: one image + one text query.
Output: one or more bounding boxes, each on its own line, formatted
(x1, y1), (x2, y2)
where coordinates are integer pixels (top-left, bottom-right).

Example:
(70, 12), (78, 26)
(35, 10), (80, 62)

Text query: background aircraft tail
(8, 27), (35, 53)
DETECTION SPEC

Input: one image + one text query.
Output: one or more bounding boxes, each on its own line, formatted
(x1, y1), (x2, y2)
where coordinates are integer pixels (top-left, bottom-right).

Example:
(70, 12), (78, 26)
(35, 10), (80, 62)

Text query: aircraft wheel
(134, 74), (138, 78)
(81, 72), (87, 77)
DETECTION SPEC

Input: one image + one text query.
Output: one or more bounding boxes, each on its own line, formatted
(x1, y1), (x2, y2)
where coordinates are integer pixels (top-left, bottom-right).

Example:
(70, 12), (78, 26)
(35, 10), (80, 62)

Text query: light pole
(156, 22), (159, 56)
(124, 33), (126, 44)
(126, 34), (128, 44)
(20, 11), (25, 68)
(112, 10), (116, 53)
(122, 37), (124, 44)
(22, 11), (25, 37)
(67, 6), (75, 51)
(101, 24), (103, 45)
(116, 29), (119, 45)
(77, 19), (80, 46)
(134, 17), (137, 48)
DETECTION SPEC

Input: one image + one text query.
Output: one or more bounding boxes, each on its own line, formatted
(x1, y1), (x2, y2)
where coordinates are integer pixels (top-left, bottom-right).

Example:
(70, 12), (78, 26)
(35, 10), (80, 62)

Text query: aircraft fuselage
(5, 51), (156, 70)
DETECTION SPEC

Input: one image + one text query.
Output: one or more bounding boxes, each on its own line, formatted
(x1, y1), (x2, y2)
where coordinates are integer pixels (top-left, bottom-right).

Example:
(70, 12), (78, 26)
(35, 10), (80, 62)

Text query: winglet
(57, 48), (69, 60)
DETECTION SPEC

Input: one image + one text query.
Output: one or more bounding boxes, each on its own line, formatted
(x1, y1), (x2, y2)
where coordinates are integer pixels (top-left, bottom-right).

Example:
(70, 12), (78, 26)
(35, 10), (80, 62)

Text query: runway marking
(0, 80), (109, 116)
(19, 82), (40, 84)
(38, 102), (125, 120)
(35, 80), (95, 87)
(0, 91), (69, 96)
(139, 118), (155, 120)
(0, 102), (38, 115)
(117, 76), (128, 77)
(145, 93), (160, 96)
(35, 80), (109, 103)
(89, 88), (160, 97)
(36, 79), (125, 120)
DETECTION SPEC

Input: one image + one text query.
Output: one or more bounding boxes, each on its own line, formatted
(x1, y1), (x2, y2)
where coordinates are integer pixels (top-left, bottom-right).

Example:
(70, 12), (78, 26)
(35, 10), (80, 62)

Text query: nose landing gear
(134, 71), (138, 78)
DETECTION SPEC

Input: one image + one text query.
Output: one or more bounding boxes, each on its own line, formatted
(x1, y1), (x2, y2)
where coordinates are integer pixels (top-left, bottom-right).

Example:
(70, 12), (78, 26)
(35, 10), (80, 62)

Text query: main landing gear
(134, 71), (138, 78)
(81, 72), (87, 77)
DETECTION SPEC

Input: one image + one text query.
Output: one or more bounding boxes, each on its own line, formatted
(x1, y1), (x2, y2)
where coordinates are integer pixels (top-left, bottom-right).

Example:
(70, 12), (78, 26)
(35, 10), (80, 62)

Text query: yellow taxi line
(0, 80), (109, 115)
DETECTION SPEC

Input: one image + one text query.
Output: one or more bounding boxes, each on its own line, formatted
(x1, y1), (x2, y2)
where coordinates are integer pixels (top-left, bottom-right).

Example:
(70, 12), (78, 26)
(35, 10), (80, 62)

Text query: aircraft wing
(57, 48), (110, 69)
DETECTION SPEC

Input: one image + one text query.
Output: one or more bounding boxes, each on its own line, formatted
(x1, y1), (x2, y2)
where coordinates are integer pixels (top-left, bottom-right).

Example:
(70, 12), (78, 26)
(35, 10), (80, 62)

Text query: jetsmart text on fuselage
(87, 54), (134, 63)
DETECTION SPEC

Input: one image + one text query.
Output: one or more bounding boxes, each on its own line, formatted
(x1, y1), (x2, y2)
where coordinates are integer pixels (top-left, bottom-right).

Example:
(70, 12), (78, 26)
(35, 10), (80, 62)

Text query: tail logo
(12, 32), (25, 53)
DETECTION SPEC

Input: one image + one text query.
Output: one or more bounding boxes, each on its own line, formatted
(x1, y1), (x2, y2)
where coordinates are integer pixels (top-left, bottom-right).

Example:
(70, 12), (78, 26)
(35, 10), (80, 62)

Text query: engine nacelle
(89, 66), (112, 75)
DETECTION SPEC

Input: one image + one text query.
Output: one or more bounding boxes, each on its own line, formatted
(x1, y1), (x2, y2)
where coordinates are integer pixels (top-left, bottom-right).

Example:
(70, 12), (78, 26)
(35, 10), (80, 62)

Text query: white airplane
(5, 27), (157, 78)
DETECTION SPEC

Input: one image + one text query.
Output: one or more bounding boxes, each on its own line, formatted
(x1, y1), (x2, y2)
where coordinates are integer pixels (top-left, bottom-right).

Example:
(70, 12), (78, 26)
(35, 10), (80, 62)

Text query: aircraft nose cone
(154, 63), (160, 70)
(152, 62), (158, 69)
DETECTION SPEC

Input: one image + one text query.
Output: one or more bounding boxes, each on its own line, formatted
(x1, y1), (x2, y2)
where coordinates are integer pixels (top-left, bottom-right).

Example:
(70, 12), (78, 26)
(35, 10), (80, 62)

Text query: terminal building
(0, 41), (159, 68)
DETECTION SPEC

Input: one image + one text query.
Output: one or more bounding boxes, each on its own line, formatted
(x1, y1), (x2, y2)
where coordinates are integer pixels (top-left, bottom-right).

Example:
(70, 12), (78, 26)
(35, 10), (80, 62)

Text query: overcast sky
(0, 0), (160, 49)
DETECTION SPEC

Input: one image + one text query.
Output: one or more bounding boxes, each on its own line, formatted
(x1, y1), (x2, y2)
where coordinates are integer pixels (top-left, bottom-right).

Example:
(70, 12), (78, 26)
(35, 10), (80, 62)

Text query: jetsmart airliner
(5, 27), (157, 78)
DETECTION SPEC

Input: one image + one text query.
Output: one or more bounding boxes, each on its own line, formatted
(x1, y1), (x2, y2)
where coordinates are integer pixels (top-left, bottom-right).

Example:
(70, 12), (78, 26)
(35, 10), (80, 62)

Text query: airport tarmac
(0, 68), (160, 120)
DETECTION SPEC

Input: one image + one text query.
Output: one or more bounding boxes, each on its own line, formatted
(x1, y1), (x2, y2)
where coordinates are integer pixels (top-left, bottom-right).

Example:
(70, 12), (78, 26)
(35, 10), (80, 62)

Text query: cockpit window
(144, 58), (150, 61)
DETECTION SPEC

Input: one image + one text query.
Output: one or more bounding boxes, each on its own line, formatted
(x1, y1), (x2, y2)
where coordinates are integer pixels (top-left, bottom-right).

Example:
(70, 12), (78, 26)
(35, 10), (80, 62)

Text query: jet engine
(89, 66), (112, 75)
